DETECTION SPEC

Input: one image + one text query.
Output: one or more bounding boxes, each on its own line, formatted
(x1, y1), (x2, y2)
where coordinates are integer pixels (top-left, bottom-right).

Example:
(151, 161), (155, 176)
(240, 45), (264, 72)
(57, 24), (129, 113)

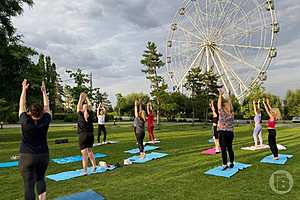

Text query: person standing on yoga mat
(133, 100), (146, 159)
(77, 92), (97, 175)
(19, 79), (51, 200)
(253, 100), (263, 148)
(263, 97), (280, 160)
(97, 103), (107, 144)
(147, 102), (155, 143)
(217, 88), (235, 170)
(209, 99), (220, 153)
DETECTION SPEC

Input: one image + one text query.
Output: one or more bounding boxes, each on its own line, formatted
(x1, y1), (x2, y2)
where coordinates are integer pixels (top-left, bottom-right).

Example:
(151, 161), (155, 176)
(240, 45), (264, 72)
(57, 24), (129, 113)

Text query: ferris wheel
(166, 0), (279, 100)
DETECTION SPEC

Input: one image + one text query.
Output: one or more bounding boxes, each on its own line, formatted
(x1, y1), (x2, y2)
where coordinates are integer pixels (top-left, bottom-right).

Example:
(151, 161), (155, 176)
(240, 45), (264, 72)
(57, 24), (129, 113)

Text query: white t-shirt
(98, 115), (105, 125)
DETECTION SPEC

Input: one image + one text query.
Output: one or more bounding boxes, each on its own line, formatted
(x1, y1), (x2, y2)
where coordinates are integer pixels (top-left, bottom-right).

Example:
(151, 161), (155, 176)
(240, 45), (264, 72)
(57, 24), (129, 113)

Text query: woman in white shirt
(97, 104), (107, 144)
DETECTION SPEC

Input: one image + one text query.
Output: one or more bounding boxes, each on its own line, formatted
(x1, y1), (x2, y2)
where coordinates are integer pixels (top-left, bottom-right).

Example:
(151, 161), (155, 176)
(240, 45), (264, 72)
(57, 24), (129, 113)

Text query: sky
(13, 0), (300, 106)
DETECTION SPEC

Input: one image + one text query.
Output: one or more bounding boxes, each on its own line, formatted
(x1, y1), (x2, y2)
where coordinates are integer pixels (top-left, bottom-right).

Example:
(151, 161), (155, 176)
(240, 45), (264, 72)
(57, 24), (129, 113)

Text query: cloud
(12, 0), (300, 105)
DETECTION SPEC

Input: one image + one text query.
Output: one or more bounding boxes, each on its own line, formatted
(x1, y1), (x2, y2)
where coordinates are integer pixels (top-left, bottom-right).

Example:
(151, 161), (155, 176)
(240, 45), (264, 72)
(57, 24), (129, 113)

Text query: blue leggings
(253, 125), (262, 145)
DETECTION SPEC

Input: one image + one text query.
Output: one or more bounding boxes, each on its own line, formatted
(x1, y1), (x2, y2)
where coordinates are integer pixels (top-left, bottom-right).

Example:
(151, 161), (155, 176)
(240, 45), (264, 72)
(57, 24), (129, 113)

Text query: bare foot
(140, 152), (145, 159)
(273, 157), (279, 160)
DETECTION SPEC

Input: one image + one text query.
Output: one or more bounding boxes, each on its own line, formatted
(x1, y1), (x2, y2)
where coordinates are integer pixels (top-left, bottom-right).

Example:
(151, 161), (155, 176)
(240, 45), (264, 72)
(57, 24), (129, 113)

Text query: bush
(53, 113), (66, 120)
(6, 112), (19, 123)
(64, 113), (78, 122)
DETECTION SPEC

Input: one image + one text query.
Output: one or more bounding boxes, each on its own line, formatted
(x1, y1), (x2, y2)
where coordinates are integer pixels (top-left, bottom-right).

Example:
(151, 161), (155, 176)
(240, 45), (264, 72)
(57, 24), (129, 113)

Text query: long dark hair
(29, 103), (43, 118)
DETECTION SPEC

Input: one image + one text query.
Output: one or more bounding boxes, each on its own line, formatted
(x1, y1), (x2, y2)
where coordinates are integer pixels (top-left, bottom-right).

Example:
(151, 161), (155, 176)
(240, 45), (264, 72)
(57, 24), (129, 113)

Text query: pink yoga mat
(201, 148), (219, 155)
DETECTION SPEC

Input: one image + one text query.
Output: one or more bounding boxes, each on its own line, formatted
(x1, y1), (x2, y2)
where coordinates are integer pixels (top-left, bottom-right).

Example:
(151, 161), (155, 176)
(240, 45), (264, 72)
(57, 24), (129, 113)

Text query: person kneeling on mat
(134, 100), (146, 159)
(217, 88), (235, 171)
(263, 97), (281, 160)
(77, 92), (97, 175)
(19, 80), (51, 200)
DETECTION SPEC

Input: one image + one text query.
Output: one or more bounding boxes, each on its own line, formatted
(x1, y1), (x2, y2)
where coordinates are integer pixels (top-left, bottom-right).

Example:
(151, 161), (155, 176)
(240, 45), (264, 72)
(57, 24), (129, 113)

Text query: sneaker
(222, 165), (228, 171)
(93, 167), (97, 172)
(81, 169), (88, 176)
(229, 163), (234, 168)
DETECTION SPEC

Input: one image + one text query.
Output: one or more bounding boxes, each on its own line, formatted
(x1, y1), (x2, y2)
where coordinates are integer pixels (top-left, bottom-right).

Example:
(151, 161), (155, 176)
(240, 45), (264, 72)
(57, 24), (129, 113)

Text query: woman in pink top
(147, 102), (155, 143)
(263, 98), (280, 160)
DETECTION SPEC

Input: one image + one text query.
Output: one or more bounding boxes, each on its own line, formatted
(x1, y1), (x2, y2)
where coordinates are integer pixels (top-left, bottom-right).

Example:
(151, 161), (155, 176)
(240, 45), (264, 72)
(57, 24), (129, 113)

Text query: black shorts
(212, 126), (219, 139)
(79, 132), (94, 150)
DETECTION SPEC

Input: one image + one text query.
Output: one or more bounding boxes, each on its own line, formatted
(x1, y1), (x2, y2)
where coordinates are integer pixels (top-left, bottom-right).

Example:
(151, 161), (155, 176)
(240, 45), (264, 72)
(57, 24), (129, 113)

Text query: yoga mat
(144, 140), (160, 145)
(51, 153), (107, 164)
(127, 152), (168, 164)
(125, 145), (159, 154)
(0, 161), (18, 168)
(47, 165), (116, 181)
(55, 189), (104, 200)
(201, 148), (220, 155)
(204, 162), (251, 178)
(93, 141), (119, 147)
(260, 154), (293, 165)
(241, 144), (287, 151)
(208, 139), (214, 144)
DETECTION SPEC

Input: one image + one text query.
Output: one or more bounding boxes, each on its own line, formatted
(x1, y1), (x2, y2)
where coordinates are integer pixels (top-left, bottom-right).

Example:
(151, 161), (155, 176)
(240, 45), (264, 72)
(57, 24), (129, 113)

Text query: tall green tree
(141, 41), (166, 126)
(0, 0), (36, 110)
(65, 69), (90, 109)
(285, 89), (300, 118)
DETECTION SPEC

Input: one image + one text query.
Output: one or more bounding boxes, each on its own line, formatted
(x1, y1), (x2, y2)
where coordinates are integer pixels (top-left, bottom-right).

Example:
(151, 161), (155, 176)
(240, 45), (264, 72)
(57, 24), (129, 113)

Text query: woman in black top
(209, 99), (220, 153)
(133, 100), (146, 159)
(19, 79), (51, 200)
(77, 92), (97, 175)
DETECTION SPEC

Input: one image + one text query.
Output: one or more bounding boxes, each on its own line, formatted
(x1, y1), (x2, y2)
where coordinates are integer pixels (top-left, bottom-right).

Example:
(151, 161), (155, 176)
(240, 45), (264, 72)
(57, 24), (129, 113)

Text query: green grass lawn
(0, 123), (299, 200)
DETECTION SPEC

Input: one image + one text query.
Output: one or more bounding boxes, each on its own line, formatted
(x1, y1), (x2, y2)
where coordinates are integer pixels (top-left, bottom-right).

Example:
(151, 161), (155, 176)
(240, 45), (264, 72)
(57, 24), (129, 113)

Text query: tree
(65, 69), (90, 109)
(0, 0), (36, 110)
(285, 89), (300, 118)
(241, 86), (265, 119)
(114, 93), (150, 116)
(93, 89), (112, 111)
(141, 41), (166, 127)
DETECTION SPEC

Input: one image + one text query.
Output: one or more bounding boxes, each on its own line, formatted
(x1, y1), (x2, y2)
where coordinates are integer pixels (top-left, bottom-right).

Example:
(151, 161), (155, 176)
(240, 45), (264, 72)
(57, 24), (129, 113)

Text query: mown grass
(0, 123), (299, 200)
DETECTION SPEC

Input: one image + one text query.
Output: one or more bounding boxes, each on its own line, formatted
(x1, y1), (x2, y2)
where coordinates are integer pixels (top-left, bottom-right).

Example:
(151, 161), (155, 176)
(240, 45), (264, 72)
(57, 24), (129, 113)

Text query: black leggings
(97, 124), (107, 143)
(19, 153), (49, 200)
(219, 131), (234, 165)
(268, 129), (278, 157)
(135, 131), (145, 153)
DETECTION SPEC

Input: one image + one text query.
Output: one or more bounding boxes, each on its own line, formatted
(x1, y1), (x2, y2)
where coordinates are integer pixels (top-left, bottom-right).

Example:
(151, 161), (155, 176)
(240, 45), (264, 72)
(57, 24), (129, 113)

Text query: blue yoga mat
(47, 165), (116, 182)
(128, 152), (168, 164)
(208, 139), (214, 144)
(260, 154), (293, 165)
(125, 145), (159, 154)
(204, 162), (251, 178)
(55, 189), (104, 200)
(0, 161), (19, 168)
(51, 153), (107, 164)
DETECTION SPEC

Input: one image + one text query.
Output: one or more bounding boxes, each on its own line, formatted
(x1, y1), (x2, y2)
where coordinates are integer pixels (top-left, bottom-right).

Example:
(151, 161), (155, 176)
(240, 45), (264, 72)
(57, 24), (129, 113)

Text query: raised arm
(210, 99), (217, 116)
(102, 105), (106, 114)
(97, 104), (100, 117)
(147, 102), (150, 114)
(266, 98), (272, 110)
(263, 99), (273, 118)
(85, 96), (92, 111)
(134, 100), (138, 118)
(77, 93), (86, 113)
(19, 79), (29, 116)
(41, 81), (50, 114)
(217, 89), (224, 111)
(253, 100), (257, 115)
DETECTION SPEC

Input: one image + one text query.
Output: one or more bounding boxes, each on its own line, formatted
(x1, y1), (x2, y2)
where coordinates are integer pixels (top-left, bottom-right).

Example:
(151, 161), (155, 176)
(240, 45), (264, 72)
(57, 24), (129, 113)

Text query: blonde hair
(138, 110), (146, 121)
(271, 108), (281, 120)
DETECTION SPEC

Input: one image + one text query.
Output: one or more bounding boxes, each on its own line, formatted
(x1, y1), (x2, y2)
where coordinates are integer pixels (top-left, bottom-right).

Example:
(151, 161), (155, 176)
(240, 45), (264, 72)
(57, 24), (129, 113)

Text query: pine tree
(141, 41), (166, 126)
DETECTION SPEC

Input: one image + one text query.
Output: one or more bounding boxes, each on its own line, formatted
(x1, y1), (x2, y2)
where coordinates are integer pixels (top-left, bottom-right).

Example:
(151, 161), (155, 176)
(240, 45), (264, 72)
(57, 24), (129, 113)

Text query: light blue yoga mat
(128, 152), (168, 164)
(0, 161), (19, 168)
(204, 162), (251, 178)
(51, 153), (107, 164)
(208, 139), (214, 144)
(55, 189), (104, 200)
(47, 165), (116, 181)
(125, 145), (159, 154)
(260, 154), (293, 165)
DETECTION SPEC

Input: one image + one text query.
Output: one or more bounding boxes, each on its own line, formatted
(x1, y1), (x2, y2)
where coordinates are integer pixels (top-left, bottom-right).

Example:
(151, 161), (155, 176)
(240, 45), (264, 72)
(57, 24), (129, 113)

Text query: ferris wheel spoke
(216, 46), (260, 72)
(215, 49), (249, 92)
(208, 47), (236, 96)
(172, 39), (203, 45)
(177, 47), (205, 88)
(185, 11), (208, 40)
(192, 0), (209, 38)
(177, 24), (204, 41)
(218, 43), (271, 50)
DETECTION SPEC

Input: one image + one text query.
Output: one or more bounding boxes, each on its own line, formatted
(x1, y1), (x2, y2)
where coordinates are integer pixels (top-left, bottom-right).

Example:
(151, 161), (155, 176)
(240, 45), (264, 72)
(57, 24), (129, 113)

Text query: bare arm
(147, 102), (150, 114)
(77, 93), (86, 113)
(41, 81), (50, 114)
(217, 89), (224, 111)
(210, 100), (217, 116)
(263, 100), (273, 118)
(97, 104), (100, 117)
(134, 100), (138, 118)
(253, 100), (257, 115)
(86, 96), (92, 111)
(19, 79), (29, 116)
